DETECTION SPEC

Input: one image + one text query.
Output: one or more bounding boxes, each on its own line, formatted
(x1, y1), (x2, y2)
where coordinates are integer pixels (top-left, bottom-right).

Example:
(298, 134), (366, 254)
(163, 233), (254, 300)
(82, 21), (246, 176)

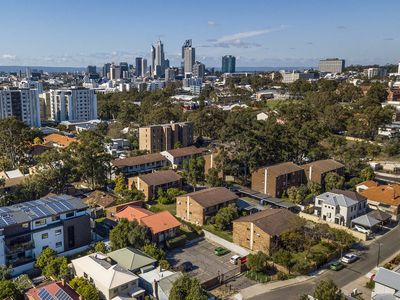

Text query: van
(230, 255), (241, 265)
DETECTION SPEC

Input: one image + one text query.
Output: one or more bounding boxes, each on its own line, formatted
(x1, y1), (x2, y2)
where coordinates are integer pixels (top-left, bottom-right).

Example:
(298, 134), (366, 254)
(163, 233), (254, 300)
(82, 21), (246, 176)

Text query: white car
(354, 225), (371, 235)
(341, 253), (358, 264)
(230, 255), (241, 265)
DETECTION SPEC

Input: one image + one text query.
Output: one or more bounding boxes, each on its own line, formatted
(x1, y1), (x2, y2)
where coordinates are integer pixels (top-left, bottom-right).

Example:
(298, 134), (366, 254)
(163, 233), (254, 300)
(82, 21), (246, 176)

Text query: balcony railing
(5, 241), (34, 254)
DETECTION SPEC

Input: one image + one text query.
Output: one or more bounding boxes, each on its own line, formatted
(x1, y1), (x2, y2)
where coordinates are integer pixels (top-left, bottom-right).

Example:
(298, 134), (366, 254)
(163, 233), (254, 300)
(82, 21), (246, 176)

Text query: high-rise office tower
(141, 59), (147, 77)
(135, 57), (142, 77)
(119, 62), (129, 78)
(192, 61), (205, 78)
(102, 63), (111, 78)
(49, 88), (97, 122)
(0, 87), (41, 127)
(165, 68), (176, 81)
(152, 40), (165, 77)
(319, 58), (345, 73)
(182, 39), (195, 76)
(221, 55), (236, 73)
(109, 63), (121, 80)
(87, 65), (97, 74)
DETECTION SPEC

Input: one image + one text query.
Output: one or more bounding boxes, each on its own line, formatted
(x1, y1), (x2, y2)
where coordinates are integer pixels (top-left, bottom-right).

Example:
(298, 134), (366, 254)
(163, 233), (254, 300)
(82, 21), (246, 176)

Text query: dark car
(176, 261), (193, 272)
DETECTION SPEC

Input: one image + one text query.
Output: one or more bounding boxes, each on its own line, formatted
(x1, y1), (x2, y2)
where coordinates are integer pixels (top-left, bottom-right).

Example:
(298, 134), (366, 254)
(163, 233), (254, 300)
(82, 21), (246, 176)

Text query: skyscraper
(192, 61), (205, 78)
(87, 65), (97, 74)
(182, 39), (195, 76)
(109, 63), (121, 80)
(102, 63), (111, 78)
(119, 62), (129, 78)
(319, 58), (345, 73)
(135, 57), (142, 77)
(152, 40), (165, 77)
(221, 55), (236, 73)
(141, 58), (147, 77)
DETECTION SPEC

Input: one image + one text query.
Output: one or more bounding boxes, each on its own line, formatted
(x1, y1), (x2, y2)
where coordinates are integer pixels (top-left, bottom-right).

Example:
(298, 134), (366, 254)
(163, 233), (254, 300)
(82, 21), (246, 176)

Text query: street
(248, 224), (400, 300)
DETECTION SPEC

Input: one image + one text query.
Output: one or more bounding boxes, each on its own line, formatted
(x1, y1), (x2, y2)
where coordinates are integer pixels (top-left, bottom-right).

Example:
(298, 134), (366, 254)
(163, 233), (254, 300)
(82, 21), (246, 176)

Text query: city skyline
(0, 0), (400, 68)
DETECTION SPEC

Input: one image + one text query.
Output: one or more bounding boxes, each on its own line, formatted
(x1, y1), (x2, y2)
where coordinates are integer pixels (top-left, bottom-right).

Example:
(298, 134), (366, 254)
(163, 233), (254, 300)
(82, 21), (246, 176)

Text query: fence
(299, 212), (367, 241)
(201, 264), (245, 290)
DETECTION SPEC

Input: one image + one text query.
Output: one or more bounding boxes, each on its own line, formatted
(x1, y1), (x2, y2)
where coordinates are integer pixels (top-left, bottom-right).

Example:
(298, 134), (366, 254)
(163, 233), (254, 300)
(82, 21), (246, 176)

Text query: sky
(0, 0), (399, 68)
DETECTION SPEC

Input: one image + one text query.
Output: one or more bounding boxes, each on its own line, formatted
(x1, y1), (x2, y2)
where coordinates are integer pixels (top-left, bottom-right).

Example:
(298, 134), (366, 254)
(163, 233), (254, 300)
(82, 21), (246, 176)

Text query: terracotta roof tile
(115, 206), (153, 222)
(360, 184), (400, 206)
(43, 134), (77, 148)
(141, 211), (181, 234)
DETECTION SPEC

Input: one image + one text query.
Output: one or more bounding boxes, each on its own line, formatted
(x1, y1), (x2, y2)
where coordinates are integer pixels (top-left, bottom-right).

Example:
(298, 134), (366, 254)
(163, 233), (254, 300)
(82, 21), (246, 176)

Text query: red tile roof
(43, 134), (77, 148)
(115, 206), (154, 222)
(141, 210), (181, 234)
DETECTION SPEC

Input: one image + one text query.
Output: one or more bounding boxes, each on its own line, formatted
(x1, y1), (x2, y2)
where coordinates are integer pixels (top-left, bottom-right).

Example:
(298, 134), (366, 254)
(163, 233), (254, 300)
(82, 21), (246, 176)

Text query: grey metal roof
(351, 214), (380, 228)
(317, 192), (358, 208)
(0, 194), (87, 229)
(374, 267), (400, 292)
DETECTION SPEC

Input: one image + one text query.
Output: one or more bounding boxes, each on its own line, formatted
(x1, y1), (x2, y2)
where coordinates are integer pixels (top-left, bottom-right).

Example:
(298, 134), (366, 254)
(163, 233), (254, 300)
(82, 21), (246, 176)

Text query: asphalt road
(249, 225), (400, 300)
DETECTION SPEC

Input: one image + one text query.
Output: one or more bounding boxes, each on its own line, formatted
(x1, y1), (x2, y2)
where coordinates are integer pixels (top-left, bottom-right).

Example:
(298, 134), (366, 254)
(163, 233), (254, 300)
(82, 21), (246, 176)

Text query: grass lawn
(148, 202), (176, 215)
(179, 227), (200, 241)
(203, 224), (233, 242)
(95, 217), (105, 223)
(265, 99), (296, 109)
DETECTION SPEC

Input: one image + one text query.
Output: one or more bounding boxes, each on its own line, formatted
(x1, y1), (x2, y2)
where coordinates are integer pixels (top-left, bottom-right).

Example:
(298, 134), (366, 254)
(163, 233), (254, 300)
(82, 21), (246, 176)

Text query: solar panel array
(0, 194), (85, 229)
(55, 288), (73, 300)
(38, 288), (55, 300)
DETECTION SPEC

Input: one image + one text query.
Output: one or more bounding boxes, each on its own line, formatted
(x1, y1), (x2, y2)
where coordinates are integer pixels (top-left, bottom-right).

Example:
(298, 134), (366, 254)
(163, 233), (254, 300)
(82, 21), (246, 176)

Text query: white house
(372, 267), (400, 299)
(314, 190), (368, 227)
(138, 267), (181, 300)
(71, 253), (145, 300)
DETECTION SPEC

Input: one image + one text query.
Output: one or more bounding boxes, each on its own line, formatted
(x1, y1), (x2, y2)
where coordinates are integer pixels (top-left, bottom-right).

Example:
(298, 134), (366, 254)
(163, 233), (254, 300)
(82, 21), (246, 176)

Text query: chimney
(61, 278), (65, 286)
(79, 295), (84, 300)
(309, 166), (313, 181)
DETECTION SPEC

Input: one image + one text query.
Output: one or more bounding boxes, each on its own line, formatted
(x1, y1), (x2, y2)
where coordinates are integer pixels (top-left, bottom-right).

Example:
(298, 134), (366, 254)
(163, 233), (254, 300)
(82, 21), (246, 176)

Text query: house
(26, 280), (80, 300)
(0, 169), (29, 193)
(256, 112), (269, 121)
(233, 209), (302, 255)
(111, 153), (168, 176)
(372, 267), (400, 299)
(107, 247), (156, 273)
(84, 190), (117, 218)
(139, 268), (182, 300)
(360, 184), (400, 221)
(128, 170), (182, 200)
(176, 187), (238, 225)
(105, 200), (143, 220)
(356, 180), (379, 193)
(43, 133), (77, 148)
(251, 162), (306, 198)
(314, 189), (368, 227)
(301, 159), (345, 189)
(71, 253), (145, 300)
(115, 206), (181, 244)
(160, 146), (206, 168)
(0, 194), (91, 275)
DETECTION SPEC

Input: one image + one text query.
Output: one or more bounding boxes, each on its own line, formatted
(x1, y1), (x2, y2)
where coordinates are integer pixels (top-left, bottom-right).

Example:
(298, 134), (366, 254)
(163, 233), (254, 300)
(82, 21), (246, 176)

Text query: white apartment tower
(0, 87), (41, 127)
(109, 63), (121, 80)
(50, 88), (97, 122)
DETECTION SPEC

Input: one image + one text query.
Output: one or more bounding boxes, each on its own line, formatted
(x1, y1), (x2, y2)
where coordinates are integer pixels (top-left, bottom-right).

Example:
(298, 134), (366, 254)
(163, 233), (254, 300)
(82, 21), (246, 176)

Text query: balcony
(5, 241), (35, 255)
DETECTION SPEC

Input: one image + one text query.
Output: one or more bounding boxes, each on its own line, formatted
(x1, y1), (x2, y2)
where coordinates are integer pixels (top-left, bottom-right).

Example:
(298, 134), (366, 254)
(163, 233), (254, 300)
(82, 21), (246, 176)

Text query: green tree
(114, 175), (127, 194)
(324, 172), (345, 191)
(169, 274), (207, 300)
(214, 204), (238, 230)
(247, 251), (270, 273)
(272, 249), (295, 273)
(307, 181), (321, 197)
(109, 219), (150, 250)
(360, 166), (375, 181)
(33, 136), (43, 144)
(206, 168), (223, 187)
(143, 244), (165, 260)
(70, 277), (99, 300)
(42, 256), (68, 280)
(313, 279), (346, 300)
(157, 187), (185, 204)
(159, 259), (171, 270)
(182, 157), (205, 190)
(94, 241), (108, 253)
(35, 247), (57, 270)
(0, 265), (12, 280)
(0, 280), (22, 300)
(286, 185), (307, 204)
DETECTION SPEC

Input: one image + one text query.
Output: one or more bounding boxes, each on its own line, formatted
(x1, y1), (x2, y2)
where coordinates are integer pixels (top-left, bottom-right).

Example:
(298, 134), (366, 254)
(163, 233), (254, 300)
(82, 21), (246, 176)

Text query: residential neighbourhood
(2, 2), (400, 300)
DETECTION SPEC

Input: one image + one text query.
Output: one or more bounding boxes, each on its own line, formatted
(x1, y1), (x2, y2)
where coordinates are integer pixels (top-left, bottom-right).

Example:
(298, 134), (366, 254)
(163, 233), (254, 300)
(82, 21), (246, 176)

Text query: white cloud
(207, 20), (217, 26)
(216, 26), (285, 43)
(2, 54), (16, 60)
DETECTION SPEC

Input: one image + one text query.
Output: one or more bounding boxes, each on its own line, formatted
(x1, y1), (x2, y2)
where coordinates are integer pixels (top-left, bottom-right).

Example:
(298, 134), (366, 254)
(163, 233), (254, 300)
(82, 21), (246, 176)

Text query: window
(52, 215), (60, 222)
(56, 242), (62, 248)
(42, 233), (48, 239)
(65, 212), (74, 218)
(22, 223), (29, 229)
(55, 229), (62, 235)
(35, 219), (46, 226)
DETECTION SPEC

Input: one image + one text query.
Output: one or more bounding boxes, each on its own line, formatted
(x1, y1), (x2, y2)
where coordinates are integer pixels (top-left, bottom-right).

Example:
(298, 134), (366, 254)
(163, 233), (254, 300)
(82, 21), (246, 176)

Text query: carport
(367, 209), (392, 226)
(351, 214), (380, 231)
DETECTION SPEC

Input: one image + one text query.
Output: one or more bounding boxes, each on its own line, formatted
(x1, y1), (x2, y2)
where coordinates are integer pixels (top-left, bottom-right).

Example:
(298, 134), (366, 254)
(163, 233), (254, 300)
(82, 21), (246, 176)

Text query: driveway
(166, 239), (238, 283)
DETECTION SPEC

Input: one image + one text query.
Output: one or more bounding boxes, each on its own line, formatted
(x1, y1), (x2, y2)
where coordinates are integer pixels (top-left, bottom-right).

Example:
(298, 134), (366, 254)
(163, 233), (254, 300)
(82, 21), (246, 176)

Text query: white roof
(72, 253), (138, 289)
(138, 268), (175, 284)
(374, 267), (400, 291)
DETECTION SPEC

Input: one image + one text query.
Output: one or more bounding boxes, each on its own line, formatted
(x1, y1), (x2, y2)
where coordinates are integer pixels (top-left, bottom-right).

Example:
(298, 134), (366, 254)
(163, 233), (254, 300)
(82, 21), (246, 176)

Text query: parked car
(176, 261), (193, 272)
(341, 253), (358, 264)
(354, 225), (371, 235)
(214, 247), (230, 256)
(330, 261), (345, 271)
(230, 255), (241, 265)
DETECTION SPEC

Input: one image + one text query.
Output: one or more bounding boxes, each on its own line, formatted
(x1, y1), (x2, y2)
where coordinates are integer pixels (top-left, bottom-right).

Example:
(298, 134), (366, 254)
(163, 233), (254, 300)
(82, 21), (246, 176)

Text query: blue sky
(0, 0), (399, 67)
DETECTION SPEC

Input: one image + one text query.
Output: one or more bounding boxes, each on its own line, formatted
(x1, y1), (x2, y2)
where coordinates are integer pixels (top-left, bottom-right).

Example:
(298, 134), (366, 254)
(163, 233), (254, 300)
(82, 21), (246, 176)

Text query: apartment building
(0, 194), (91, 275)
(49, 87), (97, 122)
(319, 58), (345, 73)
(251, 162), (306, 198)
(128, 170), (182, 200)
(138, 122), (193, 153)
(0, 87), (41, 127)
(314, 189), (368, 227)
(71, 253), (145, 300)
(161, 146), (206, 168)
(112, 153), (168, 176)
(176, 187), (238, 225)
(301, 159), (345, 189)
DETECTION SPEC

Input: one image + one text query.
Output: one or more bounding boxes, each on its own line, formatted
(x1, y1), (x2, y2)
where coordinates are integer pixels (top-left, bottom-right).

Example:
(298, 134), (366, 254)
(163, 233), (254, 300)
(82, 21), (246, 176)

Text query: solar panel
(0, 207), (12, 213)
(47, 202), (66, 214)
(55, 288), (73, 300)
(38, 288), (55, 300)
(0, 214), (16, 226)
(58, 200), (74, 210)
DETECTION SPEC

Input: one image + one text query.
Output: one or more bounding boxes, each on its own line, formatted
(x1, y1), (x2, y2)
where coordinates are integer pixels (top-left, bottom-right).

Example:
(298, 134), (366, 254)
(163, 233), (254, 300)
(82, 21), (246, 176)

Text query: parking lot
(166, 239), (239, 283)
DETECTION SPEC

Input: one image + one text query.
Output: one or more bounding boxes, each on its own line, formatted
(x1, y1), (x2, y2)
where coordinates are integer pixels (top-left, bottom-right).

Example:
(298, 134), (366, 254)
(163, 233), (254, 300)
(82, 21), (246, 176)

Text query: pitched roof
(158, 272), (183, 298)
(360, 184), (400, 206)
(141, 211), (181, 234)
(138, 170), (182, 186)
(43, 133), (77, 148)
(164, 146), (206, 158)
(351, 214), (380, 228)
(356, 180), (379, 188)
(71, 253), (139, 289)
(368, 209), (392, 222)
(260, 162), (303, 176)
(234, 208), (301, 236)
(85, 190), (117, 208)
(112, 153), (167, 168)
(374, 267), (400, 291)
(317, 191), (359, 207)
(115, 206), (154, 222)
(331, 189), (367, 202)
(302, 159), (344, 173)
(107, 247), (156, 271)
(182, 187), (238, 208)
(26, 281), (80, 300)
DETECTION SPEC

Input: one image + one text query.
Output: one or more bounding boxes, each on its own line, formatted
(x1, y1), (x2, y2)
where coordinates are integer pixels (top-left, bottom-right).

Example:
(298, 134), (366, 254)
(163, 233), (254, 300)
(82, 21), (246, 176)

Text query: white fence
(203, 230), (250, 257)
